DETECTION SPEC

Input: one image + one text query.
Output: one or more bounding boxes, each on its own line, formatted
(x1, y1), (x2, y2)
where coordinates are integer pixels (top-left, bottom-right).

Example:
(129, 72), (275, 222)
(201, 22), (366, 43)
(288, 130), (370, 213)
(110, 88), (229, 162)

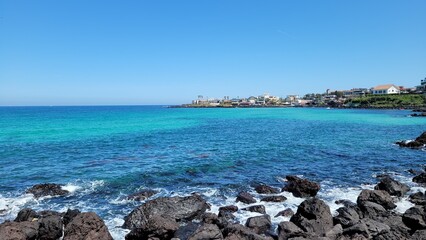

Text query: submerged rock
(64, 212), (113, 240)
(127, 189), (158, 201)
(374, 176), (410, 197)
(26, 183), (69, 199)
(123, 194), (209, 230)
(282, 175), (320, 198)
(255, 185), (280, 194)
(236, 191), (257, 204)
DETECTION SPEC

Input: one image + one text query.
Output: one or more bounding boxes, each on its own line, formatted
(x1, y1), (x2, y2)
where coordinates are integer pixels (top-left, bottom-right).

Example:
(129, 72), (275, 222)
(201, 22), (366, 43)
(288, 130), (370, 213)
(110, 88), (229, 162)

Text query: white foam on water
(0, 193), (36, 221)
(105, 217), (129, 240)
(61, 184), (82, 194)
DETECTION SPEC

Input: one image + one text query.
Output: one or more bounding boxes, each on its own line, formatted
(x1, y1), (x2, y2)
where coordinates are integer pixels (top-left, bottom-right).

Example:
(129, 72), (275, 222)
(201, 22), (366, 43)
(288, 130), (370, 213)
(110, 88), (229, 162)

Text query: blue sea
(0, 106), (425, 239)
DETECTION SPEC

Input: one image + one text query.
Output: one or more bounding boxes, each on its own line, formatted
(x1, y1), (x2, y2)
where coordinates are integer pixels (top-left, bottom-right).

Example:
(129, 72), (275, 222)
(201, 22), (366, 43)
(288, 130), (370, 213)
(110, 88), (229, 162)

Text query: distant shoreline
(169, 105), (424, 111)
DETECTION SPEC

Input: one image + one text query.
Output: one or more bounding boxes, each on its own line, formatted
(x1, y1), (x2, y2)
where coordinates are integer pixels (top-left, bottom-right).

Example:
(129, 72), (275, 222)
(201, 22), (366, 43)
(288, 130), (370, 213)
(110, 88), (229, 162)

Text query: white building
(371, 84), (400, 95)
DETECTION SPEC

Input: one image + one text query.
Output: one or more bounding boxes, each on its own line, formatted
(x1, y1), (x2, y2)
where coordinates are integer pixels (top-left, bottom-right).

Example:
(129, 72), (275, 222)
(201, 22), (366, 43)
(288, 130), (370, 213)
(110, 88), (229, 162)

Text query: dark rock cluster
(396, 131), (426, 149)
(0, 208), (112, 240)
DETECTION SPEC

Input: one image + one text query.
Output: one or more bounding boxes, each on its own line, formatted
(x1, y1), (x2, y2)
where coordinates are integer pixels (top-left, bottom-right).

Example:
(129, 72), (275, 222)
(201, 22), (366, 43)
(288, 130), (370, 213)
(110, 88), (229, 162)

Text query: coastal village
(185, 77), (426, 108)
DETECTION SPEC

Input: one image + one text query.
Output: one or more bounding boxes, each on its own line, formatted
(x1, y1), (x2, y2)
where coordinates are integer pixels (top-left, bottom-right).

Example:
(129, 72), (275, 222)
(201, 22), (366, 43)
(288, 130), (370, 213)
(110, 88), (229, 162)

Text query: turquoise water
(0, 106), (425, 238)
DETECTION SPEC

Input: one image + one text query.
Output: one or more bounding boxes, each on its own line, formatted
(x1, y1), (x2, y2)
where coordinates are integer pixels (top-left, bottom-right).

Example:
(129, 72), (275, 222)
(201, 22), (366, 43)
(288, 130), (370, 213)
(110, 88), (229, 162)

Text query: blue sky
(1, 0), (425, 105)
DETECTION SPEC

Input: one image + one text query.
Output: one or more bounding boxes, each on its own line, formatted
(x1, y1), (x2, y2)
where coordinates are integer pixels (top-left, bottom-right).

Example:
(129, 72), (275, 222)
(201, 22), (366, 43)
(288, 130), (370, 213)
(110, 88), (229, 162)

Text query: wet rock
(335, 199), (357, 208)
(217, 211), (237, 229)
(334, 207), (360, 228)
(223, 224), (272, 240)
(245, 215), (272, 234)
(275, 208), (294, 218)
(277, 221), (306, 240)
(127, 189), (157, 201)
(402, 206), (426, 231)
(126, 216), (179, 240)
(64, 212), (113, 240)
(261, 195), (287, 202)
(38, 214), (63, 240)
(357, 201), (387, 219)
(123, 194), (209, 230)
(290, 198), (333, 235)
(26, 183), (69, 198)
(15, 208), (38, 222)
(282, 175), (320, 198)
(396, 132), (426, 149)
(63, 209), (81, 227)
(410, 191), (426, 205)
(374, 176), (410, 197)
(219, 205), (238, 213)
(413, 172), (426, 184)
(241, 205), (266, 214)
(0, 221), (39, 240)
(357, 189), (396, 210)
(255, 185), (280, 194)
(236, 191), (256, 204)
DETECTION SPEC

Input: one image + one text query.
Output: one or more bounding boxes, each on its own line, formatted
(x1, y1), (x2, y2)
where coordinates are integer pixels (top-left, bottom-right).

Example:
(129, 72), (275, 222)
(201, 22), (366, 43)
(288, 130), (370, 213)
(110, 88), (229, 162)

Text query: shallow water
(0, 106), (425, 239)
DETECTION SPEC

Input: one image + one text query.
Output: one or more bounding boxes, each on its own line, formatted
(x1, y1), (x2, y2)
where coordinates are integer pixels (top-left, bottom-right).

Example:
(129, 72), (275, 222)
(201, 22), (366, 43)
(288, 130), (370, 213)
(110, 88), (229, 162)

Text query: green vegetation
(345, 94), (426, 108)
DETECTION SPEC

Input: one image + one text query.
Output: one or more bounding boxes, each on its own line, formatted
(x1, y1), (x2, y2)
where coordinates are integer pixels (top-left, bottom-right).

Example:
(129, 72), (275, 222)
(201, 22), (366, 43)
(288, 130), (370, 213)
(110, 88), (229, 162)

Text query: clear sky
(1, 0), (425, 106)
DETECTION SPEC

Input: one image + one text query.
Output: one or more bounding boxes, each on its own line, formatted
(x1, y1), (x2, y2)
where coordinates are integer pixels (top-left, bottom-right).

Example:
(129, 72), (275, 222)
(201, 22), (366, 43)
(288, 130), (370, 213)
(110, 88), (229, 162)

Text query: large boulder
(0, 221), (39, 240)
(26, 183), (69, 198)
(245, 215), (272, 234)
(290, 198), (333, 235)
(125, 216), (179, 240)
(255, 185), (280, 194)
(236, 191), (257, 204)
(363, 218), (390, 237)
(63, 212), (113, 240)
(282, 175), (320, 198)
(357, 189), (396, 210)
(123, 194), (209, 230)
(374, 176), (410, 197)
(402, 206), (426, 231)
(357, 201), (387, 219)
(413, 173), (426, 184)
(333, 207), (360, 228)
(127, 189), (157, 201)
(63, 209), (81, 227)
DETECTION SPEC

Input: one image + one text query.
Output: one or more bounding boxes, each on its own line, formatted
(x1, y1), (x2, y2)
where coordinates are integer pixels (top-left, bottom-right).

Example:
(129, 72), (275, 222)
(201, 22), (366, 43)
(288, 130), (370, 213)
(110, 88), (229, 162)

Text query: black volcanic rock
(261, 195), (287, 202)
(26, 183), (69, 198)
(410, 191), (426, 205)
(396, 131), (426, 149)
(123, 194), (209, 230)
(245, 215), (272, 234)
(241, 205), (266, 214)
(282, 175), (320, 198)
(126, 216), (179, 240)
(357, 189), (396, 210)
(275, 208), (294, 218)
(413, 172), (426, 184)
(402, 206), (426, 231)
(14, 208), (38, 222)
(236, 191), (257, 204)
(290, 198), (333, 235)
(127, 189), (157, 201)
(334, 206), (360, 228)
(254, 185), (280, 194)
(64, 212), (113, 240)
(374, 176), (410, 197)
(0, 221), (39, 240)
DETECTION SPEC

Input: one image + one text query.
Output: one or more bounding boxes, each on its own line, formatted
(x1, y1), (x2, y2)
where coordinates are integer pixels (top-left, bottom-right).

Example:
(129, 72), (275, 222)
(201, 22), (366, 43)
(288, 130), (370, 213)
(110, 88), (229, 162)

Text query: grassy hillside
(345, 94), (426, 108)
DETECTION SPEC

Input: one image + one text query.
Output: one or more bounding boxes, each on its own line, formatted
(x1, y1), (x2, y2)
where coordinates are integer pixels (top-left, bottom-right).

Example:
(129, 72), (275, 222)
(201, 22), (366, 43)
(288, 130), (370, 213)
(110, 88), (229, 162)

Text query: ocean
(0, 106), (425, 239)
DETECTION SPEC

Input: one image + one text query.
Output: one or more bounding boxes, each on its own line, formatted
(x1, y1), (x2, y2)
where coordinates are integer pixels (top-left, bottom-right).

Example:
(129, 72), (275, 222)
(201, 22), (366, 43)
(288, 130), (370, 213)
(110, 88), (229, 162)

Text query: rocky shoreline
(1, 171), (425, 240)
